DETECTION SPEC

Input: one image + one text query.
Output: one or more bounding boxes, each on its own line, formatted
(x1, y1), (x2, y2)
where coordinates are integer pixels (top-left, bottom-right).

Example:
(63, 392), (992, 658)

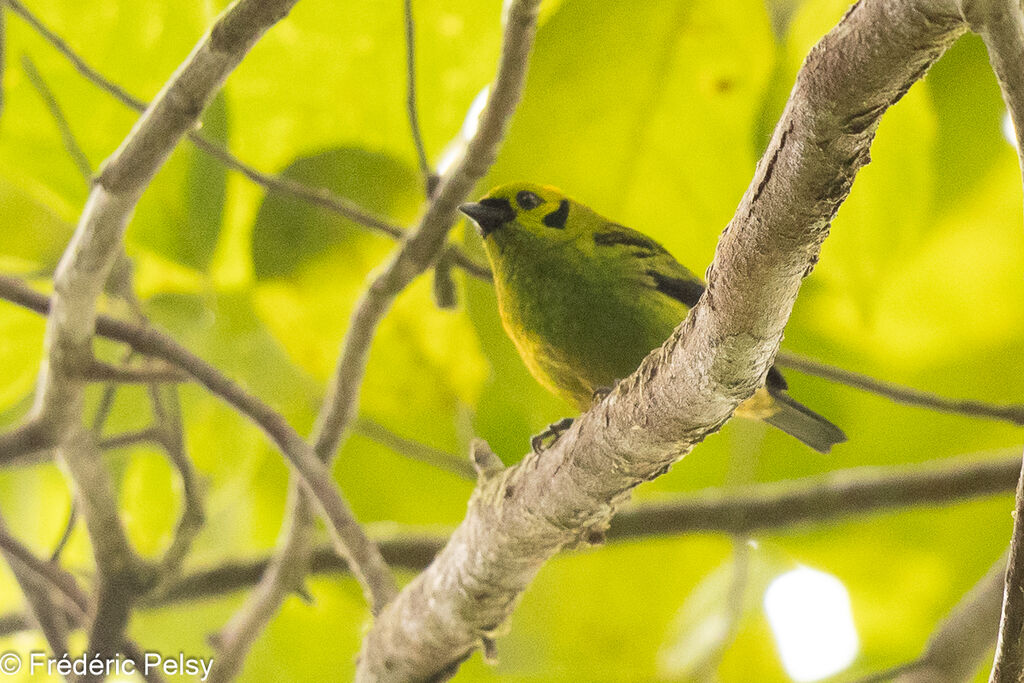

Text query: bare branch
(403, 0), (435, 194)
(0, 514), (90, 616)
(82, 359), (189, 384)
(21, 54), (93, 182)
(0, 513), (75, 656)
(5, 0), (145, 109)
(148, 384), (205, 586)
(608, 451), (1021, 540)
(993, 450), (1024, 682)
(59, 430), (151, 680)
(96, 426), (163, 451)
(357, 0), (969, 676)
(776, 352), (1024, 426)
(0, 418), (55, 464)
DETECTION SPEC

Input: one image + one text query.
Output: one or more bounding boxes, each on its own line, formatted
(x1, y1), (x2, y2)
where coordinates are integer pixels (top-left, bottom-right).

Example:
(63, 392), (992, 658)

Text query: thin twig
(5, 0), (492, 281)
(353, 417), (475, 480)
(49, 502), (77, 562)
(0, 517), (90, 615)
(5, 0), (144, 109)
(608, 451), (1021, 538)
(0, 418), (54, 464)
(96, 426), (163, 451)
(992, 452), (1024, 682)
(60, 430), (151, 682)
(776, 352), (1024, 426)
(91, 350), (136, 432)
(82, 359), (189, 384)
(0, 514), (163, 682)
(20, 54), (93, 181)
(403, 0), (435, 194)
(0, 513), (76, 657)
(185, 133), (407, 239)
(148, 384), (205, 587)
(0, 0), (6, 117)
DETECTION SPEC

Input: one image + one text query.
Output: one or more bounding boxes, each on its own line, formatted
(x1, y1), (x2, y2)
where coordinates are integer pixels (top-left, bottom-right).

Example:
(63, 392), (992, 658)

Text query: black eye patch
(516, 190), (543, 210)
(542, 199), (569, 229)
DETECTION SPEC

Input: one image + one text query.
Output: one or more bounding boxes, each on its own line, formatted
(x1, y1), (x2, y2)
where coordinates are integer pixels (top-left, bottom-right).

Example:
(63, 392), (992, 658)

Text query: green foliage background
(1, 0), (1022, 680)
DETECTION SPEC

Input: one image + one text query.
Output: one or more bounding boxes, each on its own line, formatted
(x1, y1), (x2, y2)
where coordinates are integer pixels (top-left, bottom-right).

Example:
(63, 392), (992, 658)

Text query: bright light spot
(764, 567), (859, 682)
(436, 86), (491, 177)
(461, 85), (490, 140)
(1003, 111), (1019, 151)
(435, 144), (461, 178)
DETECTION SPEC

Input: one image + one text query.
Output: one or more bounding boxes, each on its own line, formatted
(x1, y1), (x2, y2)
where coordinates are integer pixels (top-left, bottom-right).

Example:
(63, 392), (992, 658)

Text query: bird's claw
(530, 417), (575, 454)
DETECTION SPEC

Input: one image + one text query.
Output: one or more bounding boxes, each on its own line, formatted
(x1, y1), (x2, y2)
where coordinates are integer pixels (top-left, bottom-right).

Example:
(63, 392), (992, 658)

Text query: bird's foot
(530, 417), (575, 455)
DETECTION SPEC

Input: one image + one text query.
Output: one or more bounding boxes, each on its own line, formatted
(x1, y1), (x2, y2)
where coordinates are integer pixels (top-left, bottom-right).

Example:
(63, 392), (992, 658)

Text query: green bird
(460, 182), (846, 453)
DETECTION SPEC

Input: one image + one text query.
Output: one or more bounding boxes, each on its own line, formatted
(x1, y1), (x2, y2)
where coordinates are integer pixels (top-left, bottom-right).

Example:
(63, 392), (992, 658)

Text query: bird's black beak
(459, 198), (516, 237)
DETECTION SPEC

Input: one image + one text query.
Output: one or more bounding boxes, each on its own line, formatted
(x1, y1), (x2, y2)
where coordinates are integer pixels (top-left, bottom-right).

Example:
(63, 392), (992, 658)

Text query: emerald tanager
(460, 182), (846, 453)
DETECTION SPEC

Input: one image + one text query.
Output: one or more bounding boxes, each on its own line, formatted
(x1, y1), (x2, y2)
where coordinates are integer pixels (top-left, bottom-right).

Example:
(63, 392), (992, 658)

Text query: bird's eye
(515, 191), (543, 210)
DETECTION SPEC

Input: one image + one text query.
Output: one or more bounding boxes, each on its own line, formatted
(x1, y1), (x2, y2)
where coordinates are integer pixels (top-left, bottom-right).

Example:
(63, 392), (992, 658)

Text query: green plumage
(461, 182), (845, 453)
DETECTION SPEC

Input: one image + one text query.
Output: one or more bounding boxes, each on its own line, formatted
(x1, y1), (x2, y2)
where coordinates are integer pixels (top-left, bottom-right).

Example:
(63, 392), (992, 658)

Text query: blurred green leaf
(0, 301), (44, 414)
(250, 147), (419, 280)
(0, 183), (73, 274)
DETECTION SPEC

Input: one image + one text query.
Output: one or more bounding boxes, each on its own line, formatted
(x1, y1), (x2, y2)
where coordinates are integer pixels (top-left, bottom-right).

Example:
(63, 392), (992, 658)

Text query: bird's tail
(763, 389), (847, 454)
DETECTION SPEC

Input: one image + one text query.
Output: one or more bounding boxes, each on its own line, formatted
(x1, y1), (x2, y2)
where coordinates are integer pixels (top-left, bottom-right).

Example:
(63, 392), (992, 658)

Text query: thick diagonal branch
(356, 1), (968, 678)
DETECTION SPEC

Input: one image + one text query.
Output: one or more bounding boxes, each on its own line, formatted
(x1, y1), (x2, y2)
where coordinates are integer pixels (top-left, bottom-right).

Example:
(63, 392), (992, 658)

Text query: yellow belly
(733, 387), (779, 420)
